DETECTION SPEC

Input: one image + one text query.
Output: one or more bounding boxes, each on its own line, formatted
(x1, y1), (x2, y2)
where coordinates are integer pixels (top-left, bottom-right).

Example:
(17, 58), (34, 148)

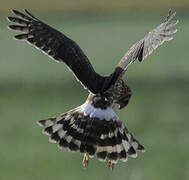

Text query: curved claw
(108, 160), (115, 171)
(82, 153), (89, 168)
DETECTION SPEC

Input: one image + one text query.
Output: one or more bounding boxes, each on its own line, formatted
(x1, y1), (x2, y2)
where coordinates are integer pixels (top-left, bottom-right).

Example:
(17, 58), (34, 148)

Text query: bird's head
(87, 93), (114, 109)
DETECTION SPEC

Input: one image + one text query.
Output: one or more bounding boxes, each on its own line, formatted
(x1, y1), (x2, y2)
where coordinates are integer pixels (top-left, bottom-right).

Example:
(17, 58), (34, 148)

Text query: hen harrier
(8, 9), (178, 169)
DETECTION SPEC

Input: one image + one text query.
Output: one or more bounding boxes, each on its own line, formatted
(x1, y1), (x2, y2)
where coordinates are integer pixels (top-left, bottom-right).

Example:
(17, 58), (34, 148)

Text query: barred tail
(37, 108), (145, 164)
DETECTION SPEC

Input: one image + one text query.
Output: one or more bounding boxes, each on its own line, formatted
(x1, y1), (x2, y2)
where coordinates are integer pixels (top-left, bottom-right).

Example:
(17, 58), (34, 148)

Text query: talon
(111, 163), (115, 170)
(108, 160), (111, 168)
(82, 153), (89, 168)
(108, 160), (115, 171)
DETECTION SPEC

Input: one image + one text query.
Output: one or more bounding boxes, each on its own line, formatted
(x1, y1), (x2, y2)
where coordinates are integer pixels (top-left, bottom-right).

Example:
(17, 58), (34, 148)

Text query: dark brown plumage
(7, 9), (178, 169)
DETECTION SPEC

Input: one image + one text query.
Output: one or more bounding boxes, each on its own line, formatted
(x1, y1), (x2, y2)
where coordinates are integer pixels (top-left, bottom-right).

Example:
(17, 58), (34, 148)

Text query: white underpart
(79, 101), (120, 121)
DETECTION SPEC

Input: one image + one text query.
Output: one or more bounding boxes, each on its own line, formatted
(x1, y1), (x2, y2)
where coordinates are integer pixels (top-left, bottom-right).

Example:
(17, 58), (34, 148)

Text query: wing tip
(165, 9), (177, 22)
(24, 9), (37, 20)
(7, 16), (13, 22)
(10, 9), (29, 14)
(8, 25), (15, 30)
(11, 9), (20, 15)
(24, 9), (30, 14)
(13, 34), (27, 40)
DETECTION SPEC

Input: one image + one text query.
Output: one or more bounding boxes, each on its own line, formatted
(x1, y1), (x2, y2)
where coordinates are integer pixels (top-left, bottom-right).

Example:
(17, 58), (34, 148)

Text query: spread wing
(7, 9), (106, 94)
(105, 10), (178, 109)
(115, 10), (178, 79)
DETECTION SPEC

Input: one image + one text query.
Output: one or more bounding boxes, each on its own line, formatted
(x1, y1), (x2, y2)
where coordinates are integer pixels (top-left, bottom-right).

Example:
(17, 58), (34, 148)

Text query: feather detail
(37, 102), (145, 164)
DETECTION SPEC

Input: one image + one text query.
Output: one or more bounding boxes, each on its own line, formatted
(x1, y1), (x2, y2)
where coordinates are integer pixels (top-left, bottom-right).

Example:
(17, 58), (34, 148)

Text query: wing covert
(7, 9), (106, 94)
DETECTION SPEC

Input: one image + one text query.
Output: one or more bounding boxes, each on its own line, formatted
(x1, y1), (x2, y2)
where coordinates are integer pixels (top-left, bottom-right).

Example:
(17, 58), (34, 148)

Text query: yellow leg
(82, 153), (89, 167)
(108, 160), (115, 171)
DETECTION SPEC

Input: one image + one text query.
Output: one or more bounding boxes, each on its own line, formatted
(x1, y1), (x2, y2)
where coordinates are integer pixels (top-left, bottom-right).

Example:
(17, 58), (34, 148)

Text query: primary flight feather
(8, 9), (178, 169)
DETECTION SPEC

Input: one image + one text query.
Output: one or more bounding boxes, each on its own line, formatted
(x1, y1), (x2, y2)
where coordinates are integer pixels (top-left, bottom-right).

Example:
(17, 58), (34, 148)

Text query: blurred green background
(1, 0), (189, 180)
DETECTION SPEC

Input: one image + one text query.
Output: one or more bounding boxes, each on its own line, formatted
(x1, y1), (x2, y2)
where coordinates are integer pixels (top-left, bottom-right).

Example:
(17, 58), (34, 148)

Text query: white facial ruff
(78, 101), (120, 121)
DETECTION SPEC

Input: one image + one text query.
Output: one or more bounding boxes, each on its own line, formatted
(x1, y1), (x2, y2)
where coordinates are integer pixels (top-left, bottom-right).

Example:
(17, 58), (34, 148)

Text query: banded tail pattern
(37, 103), (145, 168)
(7, 9), (177, 169)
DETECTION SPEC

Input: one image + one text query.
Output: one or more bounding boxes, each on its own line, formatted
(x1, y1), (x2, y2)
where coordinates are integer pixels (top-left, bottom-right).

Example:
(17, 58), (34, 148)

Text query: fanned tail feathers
(37, 107), (145, 164)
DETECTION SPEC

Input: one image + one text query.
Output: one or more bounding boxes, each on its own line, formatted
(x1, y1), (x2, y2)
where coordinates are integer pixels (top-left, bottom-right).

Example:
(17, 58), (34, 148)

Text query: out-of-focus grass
(1, 0), (189, 14)
(1, 13), (189, 180)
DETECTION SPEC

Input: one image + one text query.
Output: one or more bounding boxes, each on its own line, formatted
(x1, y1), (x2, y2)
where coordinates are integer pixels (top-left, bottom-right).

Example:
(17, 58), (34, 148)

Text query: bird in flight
(8, 9), (178, 170)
